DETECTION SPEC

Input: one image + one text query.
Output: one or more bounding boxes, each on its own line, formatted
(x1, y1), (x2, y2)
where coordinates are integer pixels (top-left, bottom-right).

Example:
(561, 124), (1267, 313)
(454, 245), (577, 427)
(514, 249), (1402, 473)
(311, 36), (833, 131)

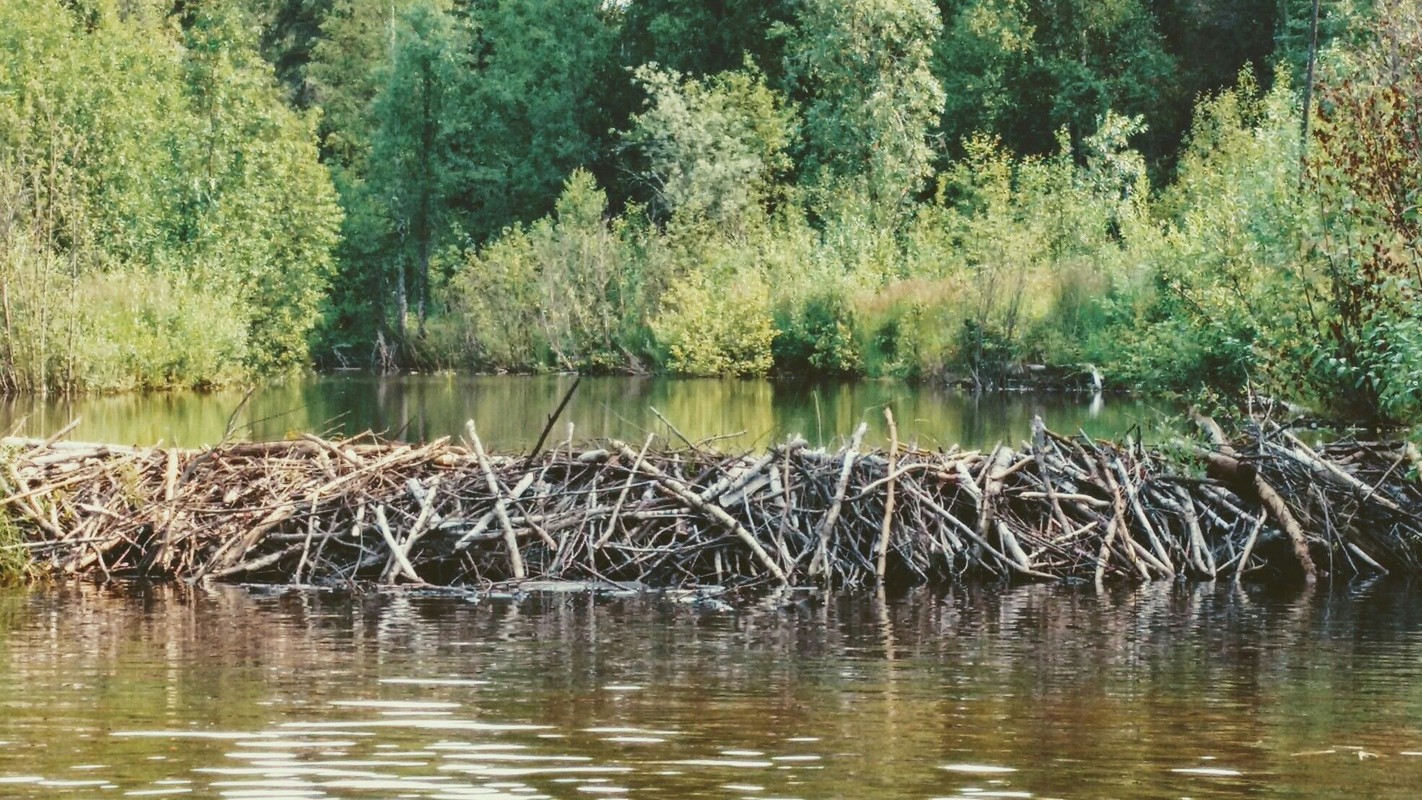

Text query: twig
(527, 375), (581, 463)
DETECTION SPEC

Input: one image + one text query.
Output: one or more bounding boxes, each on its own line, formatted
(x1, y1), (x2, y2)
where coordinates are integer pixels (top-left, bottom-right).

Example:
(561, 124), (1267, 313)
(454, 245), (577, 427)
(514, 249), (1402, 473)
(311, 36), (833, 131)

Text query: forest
(1, 0), (1419, 422)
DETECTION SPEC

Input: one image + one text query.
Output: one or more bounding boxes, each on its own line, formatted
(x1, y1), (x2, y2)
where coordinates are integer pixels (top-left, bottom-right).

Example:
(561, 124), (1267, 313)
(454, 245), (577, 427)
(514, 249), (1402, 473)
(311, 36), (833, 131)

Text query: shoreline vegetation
(2, 0), (1421, 425)
(2, 413), (1418, 591)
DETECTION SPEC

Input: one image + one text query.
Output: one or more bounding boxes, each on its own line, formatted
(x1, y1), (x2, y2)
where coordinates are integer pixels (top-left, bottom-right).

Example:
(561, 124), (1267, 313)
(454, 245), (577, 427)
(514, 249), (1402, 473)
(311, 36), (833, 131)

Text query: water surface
(1, 582), (1419, 798)
(0, 375), (1172, 450)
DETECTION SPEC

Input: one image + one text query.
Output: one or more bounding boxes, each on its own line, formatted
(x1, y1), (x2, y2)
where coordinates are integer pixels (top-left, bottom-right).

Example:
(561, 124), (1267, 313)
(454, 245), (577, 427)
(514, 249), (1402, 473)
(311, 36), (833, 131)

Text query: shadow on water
(0, 374), (1177, 450)
(0, 580), (1420, 798)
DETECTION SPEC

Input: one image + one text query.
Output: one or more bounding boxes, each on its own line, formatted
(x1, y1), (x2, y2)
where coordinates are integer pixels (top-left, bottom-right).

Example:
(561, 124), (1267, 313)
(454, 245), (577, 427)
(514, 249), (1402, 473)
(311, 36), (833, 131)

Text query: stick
(293, 497), (322, 584)
(0, 461), (118, 508)
(1031, 415), (1075, 539)
(979, 447), (1030, 571)
(469, 421), (525, 580)
(810, 422), (867, 579)
(902, 483), (1056, 580)
(876, 409), (898, 582)
(1171, 486), (1214, 577)
(650, 406), (696, 451)
(211, 544), (302, 579)
(527, 375), (580, 463)
(381, 478), (441, 582)
(1235, 509), (1267, 582)
(612, 440), (787, 584)
(144, 448), (182, 574)
(1273, 432), (1403, 512)
(597, 432), (654, 548)
(1111, 457), (1174, 576)
(375, 505), (424, 584)
(452, 471), (539, 551)
(996, 521), (1032, 571)
(699, 452), (776, 503)
(1196, 446), (1317, 583)
(0, 418), (90, 461)
(1100, 455), (1151, 580)
(1343, 540), (1388, 575)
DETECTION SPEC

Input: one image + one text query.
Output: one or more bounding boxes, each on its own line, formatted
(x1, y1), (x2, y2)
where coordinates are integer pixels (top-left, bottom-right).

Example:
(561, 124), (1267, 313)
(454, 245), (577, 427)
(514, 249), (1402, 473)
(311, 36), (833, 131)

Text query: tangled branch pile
(2, 416), (1420, 589)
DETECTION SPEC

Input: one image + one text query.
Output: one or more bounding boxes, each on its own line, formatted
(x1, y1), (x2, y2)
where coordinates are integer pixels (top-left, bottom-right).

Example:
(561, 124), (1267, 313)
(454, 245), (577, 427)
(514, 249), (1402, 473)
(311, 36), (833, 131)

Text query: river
(9, 379), (1414, 799)
(0, 375), (1170, 450)
(1, 581), (1420, 799)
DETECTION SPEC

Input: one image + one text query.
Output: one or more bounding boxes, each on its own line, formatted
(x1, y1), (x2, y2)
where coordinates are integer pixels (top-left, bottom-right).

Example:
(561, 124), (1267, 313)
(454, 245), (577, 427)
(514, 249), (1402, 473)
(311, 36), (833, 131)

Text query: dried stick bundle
(2, 416), (1420, 589)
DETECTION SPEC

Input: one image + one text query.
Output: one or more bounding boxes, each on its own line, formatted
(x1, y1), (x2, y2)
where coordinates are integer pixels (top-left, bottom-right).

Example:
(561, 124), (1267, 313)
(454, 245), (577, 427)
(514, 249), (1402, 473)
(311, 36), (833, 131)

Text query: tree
(0, 0), (340, 391)
(1137, 70), (1312, 398)
(309, 0), (425, 167)
(621, 63), (796, 229)
(611, 0), (794, 196)
(617, 0), (794, 84)
(367, 0), (464, 343)
(447, 0), (619, 241)
(1305, 0), (1422, 419)
(1273, 0), (1363, 82)
(931, 0), (1034, 161)
(249, 0), (334, 108)
(177, 0), (343, 371)
(305, 0), (424, 364)
(782, 0), (945, 215)
(933, 0), (1178, 171)
(447, 170), (643, 372)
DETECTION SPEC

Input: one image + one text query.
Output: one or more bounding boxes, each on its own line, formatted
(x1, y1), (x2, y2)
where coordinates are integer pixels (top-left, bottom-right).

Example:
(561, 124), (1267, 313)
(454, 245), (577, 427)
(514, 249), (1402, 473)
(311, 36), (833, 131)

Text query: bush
(653, 271), (776, 377)
(1303, 4), (1422, 420)
(445, 170), (643, 372)
(0, 0), (339, 393)
(773, 291), (861, 376)
(72, 272), (248, 392)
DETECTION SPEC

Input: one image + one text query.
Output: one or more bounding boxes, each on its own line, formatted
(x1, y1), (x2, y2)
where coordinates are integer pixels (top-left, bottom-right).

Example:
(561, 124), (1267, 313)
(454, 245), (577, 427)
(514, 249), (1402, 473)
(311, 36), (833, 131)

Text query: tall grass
(0, 508), (32, 585)
(1, 171), (249, 394)
(0, 449), (33, 583)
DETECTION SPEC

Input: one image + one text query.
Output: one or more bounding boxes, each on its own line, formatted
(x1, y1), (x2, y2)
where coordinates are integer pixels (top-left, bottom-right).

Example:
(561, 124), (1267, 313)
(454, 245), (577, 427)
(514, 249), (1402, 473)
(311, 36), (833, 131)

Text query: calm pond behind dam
(0, 374), (1170, 450)
(2, 582), (1422, 799)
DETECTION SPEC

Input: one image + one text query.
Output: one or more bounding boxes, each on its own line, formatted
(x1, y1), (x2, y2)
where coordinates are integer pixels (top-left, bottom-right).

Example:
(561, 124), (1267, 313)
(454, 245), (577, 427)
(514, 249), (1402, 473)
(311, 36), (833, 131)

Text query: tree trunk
(393, 261), (408, 343)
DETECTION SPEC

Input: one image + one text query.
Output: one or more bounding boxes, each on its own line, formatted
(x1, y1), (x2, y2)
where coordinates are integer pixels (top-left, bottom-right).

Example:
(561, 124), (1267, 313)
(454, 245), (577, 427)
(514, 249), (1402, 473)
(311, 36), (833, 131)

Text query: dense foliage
(0, 0), (340, 393)
(4, 0), (1419, 423)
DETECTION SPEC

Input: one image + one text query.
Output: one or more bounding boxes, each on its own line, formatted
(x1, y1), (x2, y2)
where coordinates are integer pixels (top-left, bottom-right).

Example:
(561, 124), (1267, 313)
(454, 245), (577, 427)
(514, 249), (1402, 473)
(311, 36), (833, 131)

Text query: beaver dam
(2, 414), (1421, 590)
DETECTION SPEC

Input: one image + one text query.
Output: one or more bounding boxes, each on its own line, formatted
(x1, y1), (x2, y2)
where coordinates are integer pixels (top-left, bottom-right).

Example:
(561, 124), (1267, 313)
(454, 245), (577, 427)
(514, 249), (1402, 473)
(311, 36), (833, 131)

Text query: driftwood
(2, 415), (1421, 590)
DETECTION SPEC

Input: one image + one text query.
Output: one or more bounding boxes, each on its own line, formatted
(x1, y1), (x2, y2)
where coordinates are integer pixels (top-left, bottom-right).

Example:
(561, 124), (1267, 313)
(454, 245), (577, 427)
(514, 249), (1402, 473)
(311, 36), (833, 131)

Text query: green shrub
(1301, 5), (1422, 420)
(444, 225), (548, 371)
(0, 0), (339, 393)
(1125, 69), (1317, 403)
(653, 270), (776, 377)
(773, 292), (861, 376)
(445, 171), (643, 373)
(73, 272), (249, 392)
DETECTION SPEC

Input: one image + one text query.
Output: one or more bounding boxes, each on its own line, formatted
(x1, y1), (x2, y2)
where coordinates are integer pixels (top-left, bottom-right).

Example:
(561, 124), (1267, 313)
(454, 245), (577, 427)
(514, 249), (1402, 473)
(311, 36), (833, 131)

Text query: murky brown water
(0, 375), (1171, 451)
(1, 581), (1420, 798)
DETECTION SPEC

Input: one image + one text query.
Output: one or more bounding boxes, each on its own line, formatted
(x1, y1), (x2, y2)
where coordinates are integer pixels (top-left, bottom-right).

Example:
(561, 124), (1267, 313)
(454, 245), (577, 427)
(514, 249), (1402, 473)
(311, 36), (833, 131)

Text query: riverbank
(2, 415), (1417, 590)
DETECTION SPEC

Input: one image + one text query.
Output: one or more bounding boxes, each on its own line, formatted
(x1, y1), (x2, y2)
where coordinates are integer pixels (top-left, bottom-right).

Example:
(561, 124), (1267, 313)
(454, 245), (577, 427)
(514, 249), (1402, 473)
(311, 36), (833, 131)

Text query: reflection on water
(0, 375), (1173, 450)
(0, 582), (1420, 798)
